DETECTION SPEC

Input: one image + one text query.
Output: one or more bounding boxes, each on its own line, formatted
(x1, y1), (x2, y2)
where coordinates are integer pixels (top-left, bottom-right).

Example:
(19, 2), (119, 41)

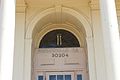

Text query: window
(65, 75), (71, 80)
(57, 75), (64, 80)
(49, 75), (56, 80)
(49, 75), (71, 80)
(39, 29), (80, 48)
(38, 76), (43, 80)
(77, 75), (82, 80)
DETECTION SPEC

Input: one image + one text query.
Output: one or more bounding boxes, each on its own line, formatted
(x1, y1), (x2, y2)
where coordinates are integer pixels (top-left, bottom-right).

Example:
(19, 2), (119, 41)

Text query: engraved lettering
(52, 53), (69, 58)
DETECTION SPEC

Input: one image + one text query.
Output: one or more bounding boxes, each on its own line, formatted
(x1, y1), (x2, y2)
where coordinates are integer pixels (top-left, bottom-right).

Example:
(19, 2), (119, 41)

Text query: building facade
(0, 0), (120, 80)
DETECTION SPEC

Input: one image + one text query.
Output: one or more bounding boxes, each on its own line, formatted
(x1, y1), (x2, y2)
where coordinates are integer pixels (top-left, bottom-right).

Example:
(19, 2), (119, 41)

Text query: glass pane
(77, 75), (82, 80)
(49, 75), (56, 80)
(65, 75), (71, 80)
(39, 29), (80, 48)
(57, 75), (63, 80)
(38, 76), (43, 80)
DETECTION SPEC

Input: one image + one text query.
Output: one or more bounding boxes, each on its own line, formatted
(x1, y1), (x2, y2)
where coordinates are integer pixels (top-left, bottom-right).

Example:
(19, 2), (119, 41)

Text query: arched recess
(24, 7), (96, 80)
(26, 7), (92, 39)
(33, 23), (86, 48)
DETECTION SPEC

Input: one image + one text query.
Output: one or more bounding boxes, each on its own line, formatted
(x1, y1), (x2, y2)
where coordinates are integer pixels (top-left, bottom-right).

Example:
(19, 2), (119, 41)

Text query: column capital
(16, 3), (27, 13)
(89, 0), (100, 10)
(89, 0), (120, 10)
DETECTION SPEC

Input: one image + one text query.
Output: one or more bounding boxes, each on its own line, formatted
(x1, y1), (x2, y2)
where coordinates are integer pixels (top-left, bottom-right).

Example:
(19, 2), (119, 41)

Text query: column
(0, 0), (16, 80)
(99, 0), (120, 80)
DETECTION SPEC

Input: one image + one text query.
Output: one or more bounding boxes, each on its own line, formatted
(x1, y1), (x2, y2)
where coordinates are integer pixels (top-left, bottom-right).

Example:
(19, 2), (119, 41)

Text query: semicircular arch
(26, 7), (92, 39)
